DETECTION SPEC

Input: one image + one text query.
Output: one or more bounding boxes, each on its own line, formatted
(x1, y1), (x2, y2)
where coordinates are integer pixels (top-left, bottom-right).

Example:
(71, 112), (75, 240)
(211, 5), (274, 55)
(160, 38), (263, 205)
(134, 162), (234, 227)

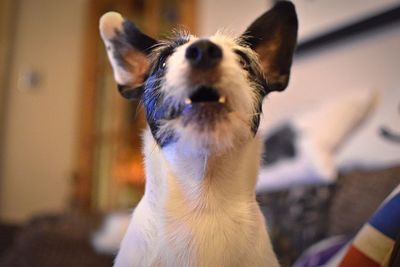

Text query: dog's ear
(99, 12), (157, 99)
(241, 1), (298, 92)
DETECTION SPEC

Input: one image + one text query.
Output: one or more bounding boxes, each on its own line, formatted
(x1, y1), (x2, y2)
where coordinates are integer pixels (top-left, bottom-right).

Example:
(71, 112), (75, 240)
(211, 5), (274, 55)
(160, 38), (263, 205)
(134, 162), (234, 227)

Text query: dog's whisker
(243, 112), (262, 116)
(133, 103), (144, 121)
(202, 153), (208, 176)
(232, 112), (252, 127)
(147, 77), (165, 84)
(149, 142), (158, 157)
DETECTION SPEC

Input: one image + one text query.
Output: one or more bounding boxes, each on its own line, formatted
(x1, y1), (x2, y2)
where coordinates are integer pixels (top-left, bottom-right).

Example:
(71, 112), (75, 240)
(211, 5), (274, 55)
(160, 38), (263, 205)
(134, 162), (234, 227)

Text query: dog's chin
(172, 108), (252, 154)
(156, 86), (254, 153)
(181, 102), (229, 129)
(179, 85), (230, 128)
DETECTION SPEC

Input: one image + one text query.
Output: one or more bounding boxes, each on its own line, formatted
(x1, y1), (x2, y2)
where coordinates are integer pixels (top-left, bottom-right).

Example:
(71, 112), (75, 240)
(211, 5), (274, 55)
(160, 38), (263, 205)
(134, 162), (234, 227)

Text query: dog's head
(99, 1), (297, 153)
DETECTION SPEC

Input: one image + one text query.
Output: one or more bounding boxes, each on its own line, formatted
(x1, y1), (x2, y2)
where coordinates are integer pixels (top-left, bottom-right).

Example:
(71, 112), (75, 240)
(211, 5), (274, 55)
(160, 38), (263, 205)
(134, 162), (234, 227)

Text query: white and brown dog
(99, 2), (297, 266)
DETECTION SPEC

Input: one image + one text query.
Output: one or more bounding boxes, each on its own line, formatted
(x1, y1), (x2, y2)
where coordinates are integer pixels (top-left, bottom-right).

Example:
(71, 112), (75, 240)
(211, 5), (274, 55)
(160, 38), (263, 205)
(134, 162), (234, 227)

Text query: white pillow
(336, 86), (400, 170)
(257, 89), (377, 193)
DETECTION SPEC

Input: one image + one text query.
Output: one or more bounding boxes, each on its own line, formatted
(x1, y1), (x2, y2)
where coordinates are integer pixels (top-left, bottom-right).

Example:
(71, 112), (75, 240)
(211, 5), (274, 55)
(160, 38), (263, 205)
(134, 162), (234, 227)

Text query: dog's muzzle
(179, 40), (230, 126)
(182, 86), (230, 127)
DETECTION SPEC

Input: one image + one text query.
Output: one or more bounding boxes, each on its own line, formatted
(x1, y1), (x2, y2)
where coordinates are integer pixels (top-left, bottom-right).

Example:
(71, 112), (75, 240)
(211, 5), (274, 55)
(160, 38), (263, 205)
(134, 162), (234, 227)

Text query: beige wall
(0, 0), (88, 222)
(261, 24), (400, 126)
(0, 0), (15, 130)
(198, 0), (271, 36)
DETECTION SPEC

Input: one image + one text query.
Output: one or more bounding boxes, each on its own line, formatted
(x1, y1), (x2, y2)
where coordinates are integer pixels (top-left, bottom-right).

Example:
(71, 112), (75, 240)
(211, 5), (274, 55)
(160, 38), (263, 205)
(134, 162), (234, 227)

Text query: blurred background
(0, 0), (399, 266)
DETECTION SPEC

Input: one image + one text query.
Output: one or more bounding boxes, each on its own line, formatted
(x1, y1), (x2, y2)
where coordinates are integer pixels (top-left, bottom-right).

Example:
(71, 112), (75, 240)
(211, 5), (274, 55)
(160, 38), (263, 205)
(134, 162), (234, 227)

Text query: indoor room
(0, 0), (399, 266)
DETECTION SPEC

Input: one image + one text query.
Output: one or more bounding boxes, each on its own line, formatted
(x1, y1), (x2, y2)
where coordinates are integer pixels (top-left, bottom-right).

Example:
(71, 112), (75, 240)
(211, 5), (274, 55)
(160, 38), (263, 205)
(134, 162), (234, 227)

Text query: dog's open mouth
(185, 86), (226, 105)
(181, 86), (229, 126)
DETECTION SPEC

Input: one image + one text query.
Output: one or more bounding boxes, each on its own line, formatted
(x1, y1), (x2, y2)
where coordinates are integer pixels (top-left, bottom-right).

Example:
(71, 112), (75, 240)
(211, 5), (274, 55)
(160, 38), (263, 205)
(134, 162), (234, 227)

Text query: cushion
(293, 183), (400, 267)
(338, 184), (400, 266)
(329, 166), (400, 237)
(336, 86), (400, 170)
(257, 89), (376, 192)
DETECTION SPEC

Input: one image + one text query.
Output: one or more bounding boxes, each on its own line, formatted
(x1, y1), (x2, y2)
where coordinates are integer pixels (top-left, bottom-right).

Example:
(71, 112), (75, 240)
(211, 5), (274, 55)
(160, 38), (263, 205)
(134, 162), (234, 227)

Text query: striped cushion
(339, 184), (400, 267)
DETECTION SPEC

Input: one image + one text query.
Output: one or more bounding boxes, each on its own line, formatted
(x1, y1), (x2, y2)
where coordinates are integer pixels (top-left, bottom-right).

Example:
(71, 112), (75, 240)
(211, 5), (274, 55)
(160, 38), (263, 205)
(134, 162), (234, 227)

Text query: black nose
(185, 40), (222, 69)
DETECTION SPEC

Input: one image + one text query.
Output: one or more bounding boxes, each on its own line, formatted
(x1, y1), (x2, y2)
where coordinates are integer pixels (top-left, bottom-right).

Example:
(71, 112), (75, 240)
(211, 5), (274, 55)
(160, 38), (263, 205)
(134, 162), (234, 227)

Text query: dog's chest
(155, 199), (263, 266)
(141, 136), (268, 266)
(114, 135), (279, 267)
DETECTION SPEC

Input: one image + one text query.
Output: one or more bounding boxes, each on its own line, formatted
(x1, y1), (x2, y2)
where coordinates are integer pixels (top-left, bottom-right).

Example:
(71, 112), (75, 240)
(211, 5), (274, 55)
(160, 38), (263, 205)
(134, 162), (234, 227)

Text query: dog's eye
(234, 50), (251, 70)
(156, 47), (174, 71)
(153, 58), (167, 72)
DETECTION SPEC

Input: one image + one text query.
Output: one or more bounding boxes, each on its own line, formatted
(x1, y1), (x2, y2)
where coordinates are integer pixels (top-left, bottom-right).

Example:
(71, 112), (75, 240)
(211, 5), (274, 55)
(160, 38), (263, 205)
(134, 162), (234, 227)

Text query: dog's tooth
(185, 98), (192, 105)
(218, 96), (226, 104)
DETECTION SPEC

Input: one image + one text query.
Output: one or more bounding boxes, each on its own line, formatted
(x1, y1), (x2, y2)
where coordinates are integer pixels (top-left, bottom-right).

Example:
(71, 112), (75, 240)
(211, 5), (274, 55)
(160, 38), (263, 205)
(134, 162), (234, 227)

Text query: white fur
(99, 12), (280, 267)
(114, 130), (279, 267)
(113, 35), (279, 267)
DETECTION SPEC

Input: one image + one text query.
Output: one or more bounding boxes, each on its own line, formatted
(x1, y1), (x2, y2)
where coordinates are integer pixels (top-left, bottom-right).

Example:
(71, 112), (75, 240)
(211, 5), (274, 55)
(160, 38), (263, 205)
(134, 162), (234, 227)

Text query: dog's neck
(132, 129), (275, 266)
(143, 129), (262, 213)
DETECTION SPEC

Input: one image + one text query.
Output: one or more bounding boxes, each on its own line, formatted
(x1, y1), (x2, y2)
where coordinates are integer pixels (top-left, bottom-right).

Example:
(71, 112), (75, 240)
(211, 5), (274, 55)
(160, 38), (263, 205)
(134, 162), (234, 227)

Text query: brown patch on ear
(255, 35), (288, 91)
(99, 12), (157, 99)
(121, 48), (151, 88)
(242, 1), (298, 92)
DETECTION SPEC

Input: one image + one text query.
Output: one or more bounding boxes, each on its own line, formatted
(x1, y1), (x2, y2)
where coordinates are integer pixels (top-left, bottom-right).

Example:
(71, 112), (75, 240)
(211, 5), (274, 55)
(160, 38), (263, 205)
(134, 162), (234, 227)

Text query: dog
(99, 1), (297, 266)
